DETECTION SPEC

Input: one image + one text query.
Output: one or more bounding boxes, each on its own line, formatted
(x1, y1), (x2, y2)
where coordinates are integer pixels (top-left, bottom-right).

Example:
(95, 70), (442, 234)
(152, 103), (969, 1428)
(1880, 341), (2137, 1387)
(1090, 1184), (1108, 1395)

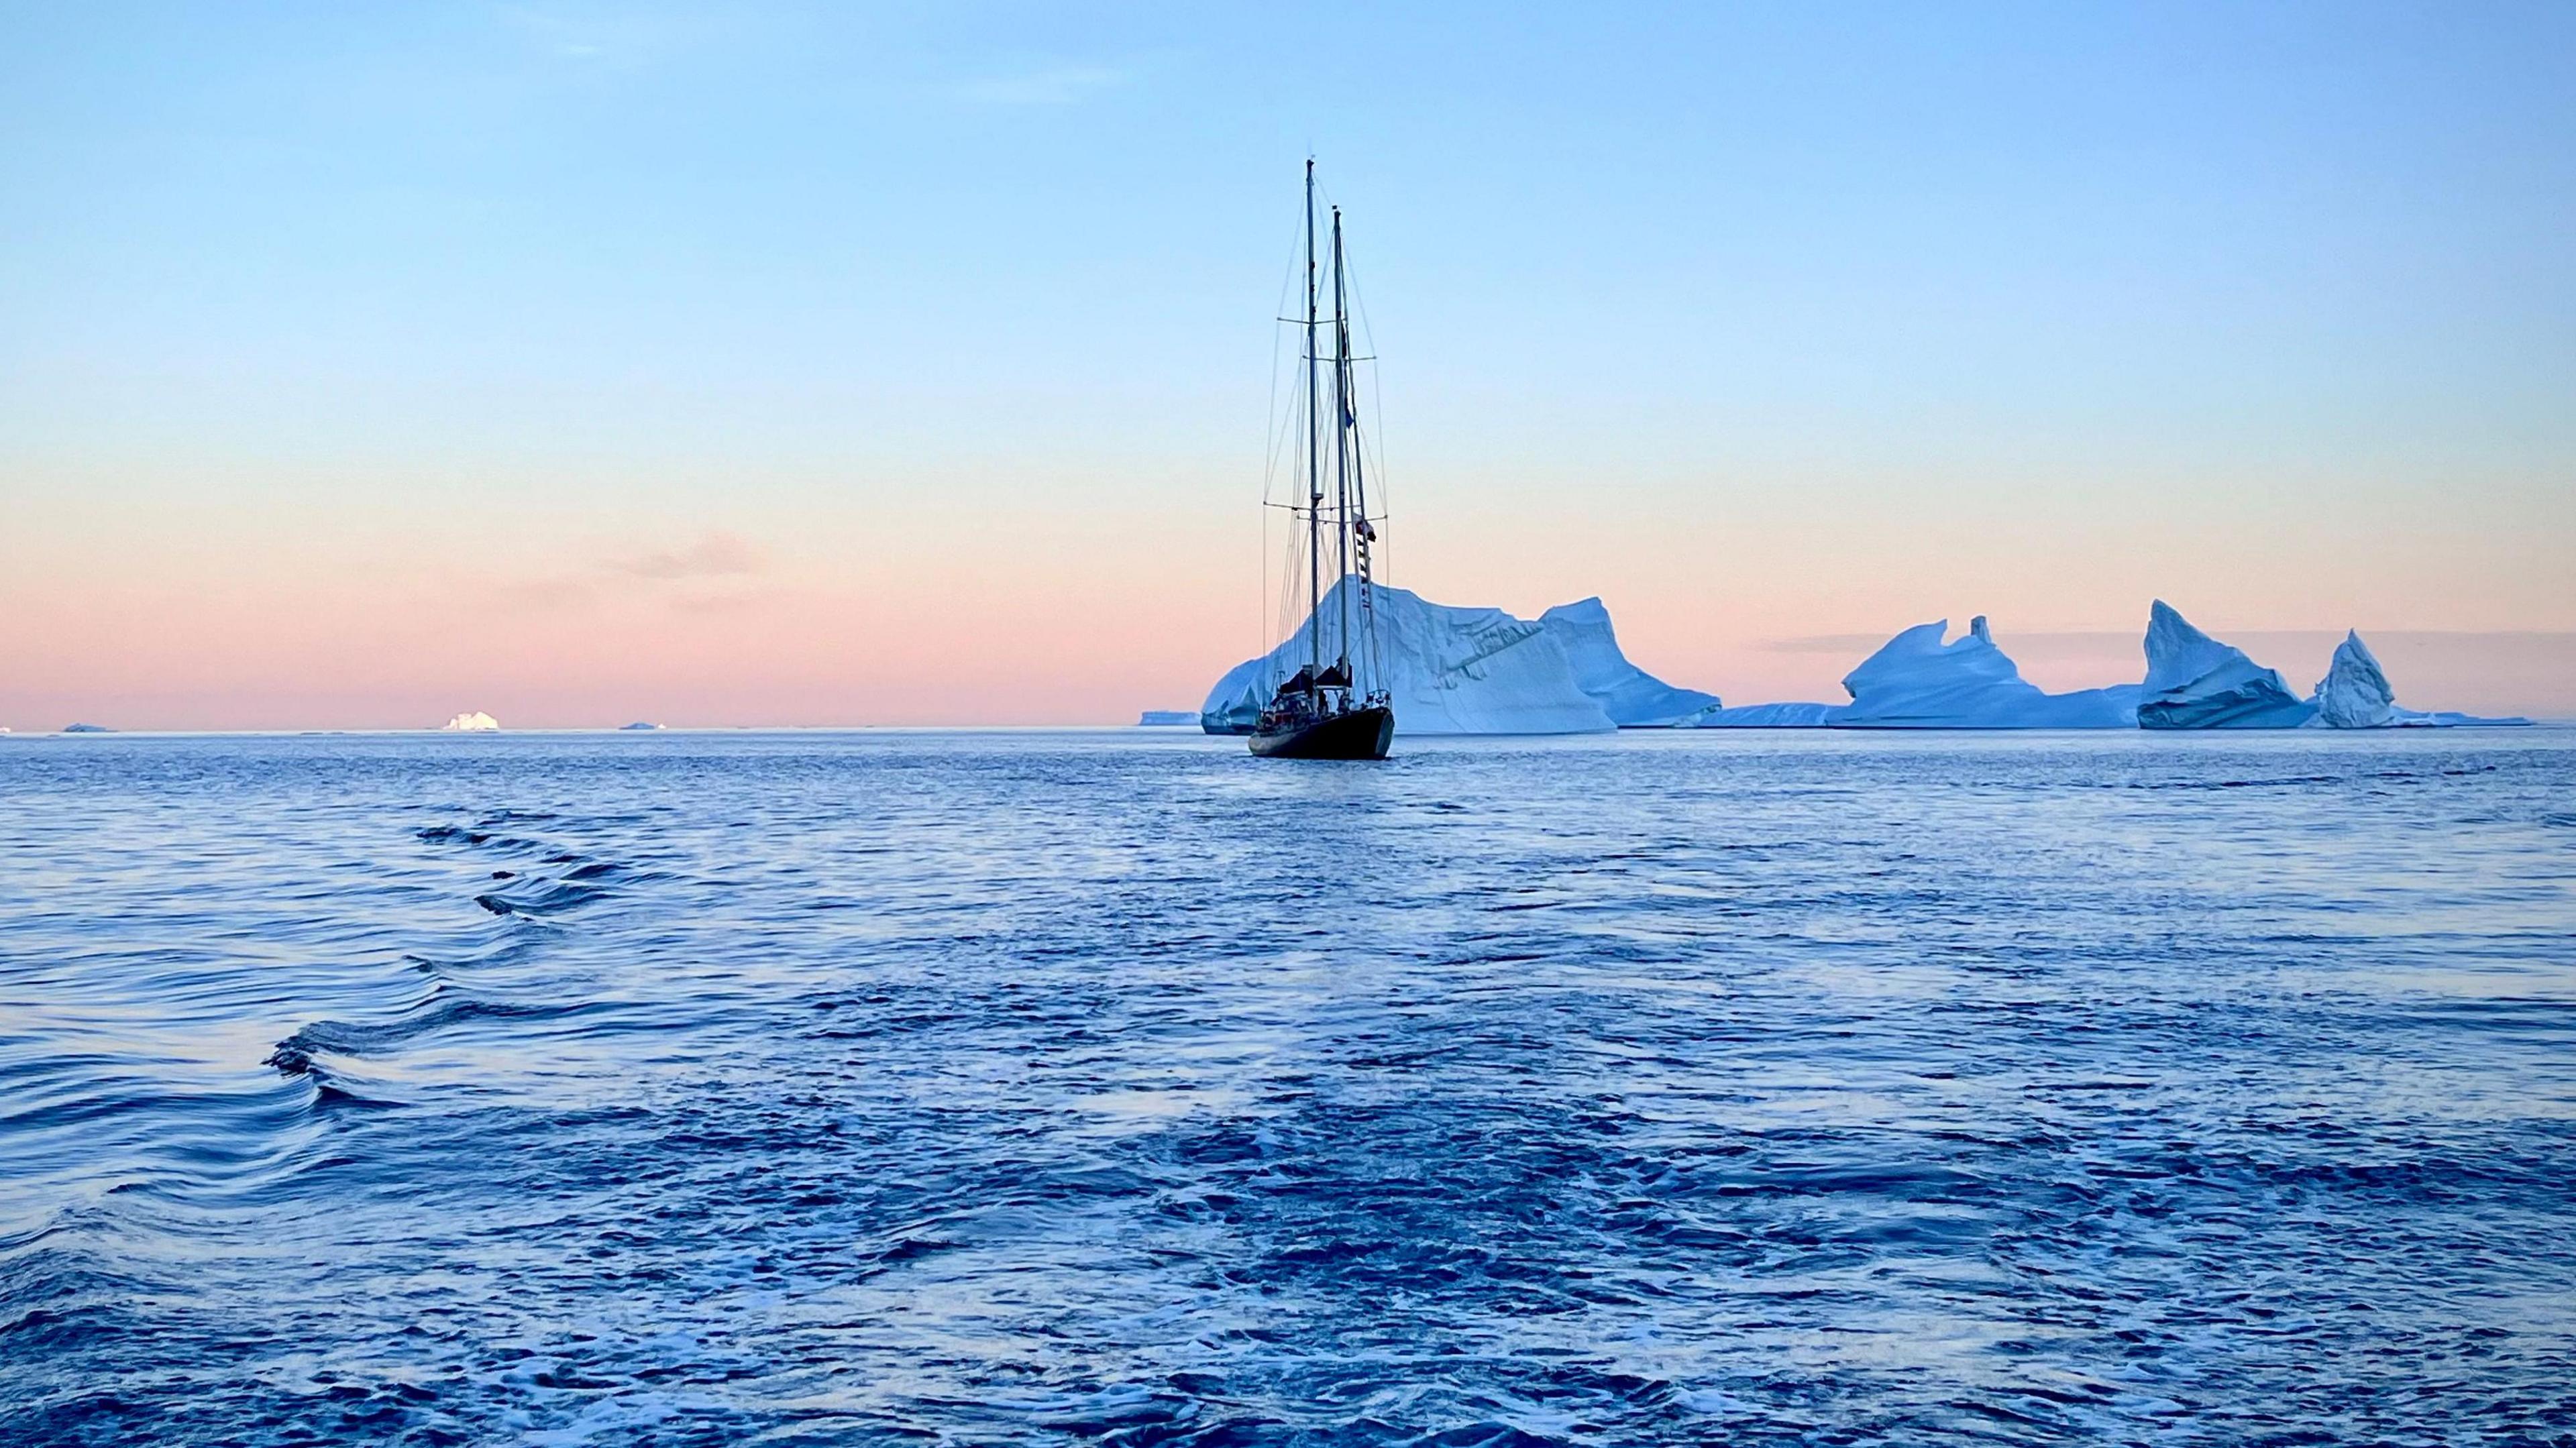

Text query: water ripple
(2, 729), (2573, 1444)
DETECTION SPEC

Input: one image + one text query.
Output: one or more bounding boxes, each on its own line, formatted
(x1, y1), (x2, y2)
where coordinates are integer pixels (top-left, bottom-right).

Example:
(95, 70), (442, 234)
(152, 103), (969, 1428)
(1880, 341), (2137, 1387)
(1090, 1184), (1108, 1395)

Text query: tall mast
(1330, 206), (1353, 675)
(1301, 160), (1323, 683)
(1335, 205), (1377, 689)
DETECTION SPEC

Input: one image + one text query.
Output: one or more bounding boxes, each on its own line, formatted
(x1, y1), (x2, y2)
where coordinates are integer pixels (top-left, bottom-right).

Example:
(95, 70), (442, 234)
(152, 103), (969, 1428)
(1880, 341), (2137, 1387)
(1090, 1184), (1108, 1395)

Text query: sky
(3, 1), (2572, 728)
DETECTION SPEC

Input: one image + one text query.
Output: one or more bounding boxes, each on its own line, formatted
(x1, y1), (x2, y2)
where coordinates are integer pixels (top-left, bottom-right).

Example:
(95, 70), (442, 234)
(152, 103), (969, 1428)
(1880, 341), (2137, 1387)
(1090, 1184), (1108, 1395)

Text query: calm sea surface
(3, 729), (2573, 1446)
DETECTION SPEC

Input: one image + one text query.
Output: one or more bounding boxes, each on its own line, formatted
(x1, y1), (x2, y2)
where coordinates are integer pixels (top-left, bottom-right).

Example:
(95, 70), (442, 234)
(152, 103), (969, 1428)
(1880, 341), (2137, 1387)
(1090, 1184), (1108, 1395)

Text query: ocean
(3, 728), (2572, 1445)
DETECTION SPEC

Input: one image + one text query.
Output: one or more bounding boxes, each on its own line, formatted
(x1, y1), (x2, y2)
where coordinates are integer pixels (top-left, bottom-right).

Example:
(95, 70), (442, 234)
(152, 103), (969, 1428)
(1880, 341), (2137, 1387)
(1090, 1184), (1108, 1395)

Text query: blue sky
(4, 2), (2571, 724)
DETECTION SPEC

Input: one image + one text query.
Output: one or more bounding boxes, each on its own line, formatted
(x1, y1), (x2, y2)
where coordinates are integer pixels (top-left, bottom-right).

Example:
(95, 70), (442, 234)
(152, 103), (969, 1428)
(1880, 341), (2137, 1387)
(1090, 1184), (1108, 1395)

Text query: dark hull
(1248, 706), (1394, 760)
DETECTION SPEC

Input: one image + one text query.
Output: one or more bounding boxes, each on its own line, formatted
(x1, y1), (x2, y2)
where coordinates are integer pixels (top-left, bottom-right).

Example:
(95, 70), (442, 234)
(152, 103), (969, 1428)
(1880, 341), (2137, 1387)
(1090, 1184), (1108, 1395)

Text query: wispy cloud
(496, 4), (723, 64)
(953, 64), (1128, 106)
(614, 531), (767, 581)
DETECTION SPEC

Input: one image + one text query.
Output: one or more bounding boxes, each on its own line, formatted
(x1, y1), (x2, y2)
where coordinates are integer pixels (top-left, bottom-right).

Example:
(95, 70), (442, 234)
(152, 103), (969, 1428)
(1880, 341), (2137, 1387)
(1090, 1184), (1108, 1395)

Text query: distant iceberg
(1137, 710), (1197, 726)
(440, 711), (500, 732)
(2312, 630), (2396, 728)
(1686, 701), (1841, 728)
(1684, 616), (2136, 728)
(1202, 579), (1629, 736)
(62, 722), (115, 734)
(2306, 630), (2529, 728)
(619, 721), (663, 731)
(2136, 602), (2315, 728)
(1835, 617), (2137, 728)
(1537, 598), (1721, 726)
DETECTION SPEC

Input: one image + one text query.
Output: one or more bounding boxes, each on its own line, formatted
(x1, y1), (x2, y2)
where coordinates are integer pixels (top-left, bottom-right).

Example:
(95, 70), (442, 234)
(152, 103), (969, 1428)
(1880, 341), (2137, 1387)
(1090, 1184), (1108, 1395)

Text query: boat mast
(1333, 207), (1377, 692)
(1330, 206), (1353, 679)
(1301, 160), (1324, 689)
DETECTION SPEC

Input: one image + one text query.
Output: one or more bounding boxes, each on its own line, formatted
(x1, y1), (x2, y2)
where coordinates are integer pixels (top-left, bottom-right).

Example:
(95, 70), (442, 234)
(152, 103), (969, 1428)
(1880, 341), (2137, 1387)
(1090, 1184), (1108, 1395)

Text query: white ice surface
(2137, 601), (2314, 728)
(1537, 598), (1721, 726)
(1834, 617), (2139, 728)
(2312, 630), (2397, 728)
(1685, 616), (2135, 728)
(2305, 630), (2530, 728)
(1686, 701), (1842, 728)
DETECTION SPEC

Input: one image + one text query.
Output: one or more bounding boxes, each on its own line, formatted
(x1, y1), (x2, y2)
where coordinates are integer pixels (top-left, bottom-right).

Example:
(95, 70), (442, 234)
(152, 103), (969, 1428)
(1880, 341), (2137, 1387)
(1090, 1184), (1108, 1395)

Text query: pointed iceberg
(1536, 598), (1721, 726)
(2312, 630), (2396, 728)
(2136, 602), (2315, 728)
(2306, 630), (2530, 728)
(1201, 579), (1620, 735)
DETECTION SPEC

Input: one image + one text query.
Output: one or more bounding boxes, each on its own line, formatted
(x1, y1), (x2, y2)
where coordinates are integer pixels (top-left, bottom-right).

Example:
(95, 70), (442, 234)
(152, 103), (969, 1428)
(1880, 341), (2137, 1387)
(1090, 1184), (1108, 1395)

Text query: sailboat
(1249, 162), (1395, 761)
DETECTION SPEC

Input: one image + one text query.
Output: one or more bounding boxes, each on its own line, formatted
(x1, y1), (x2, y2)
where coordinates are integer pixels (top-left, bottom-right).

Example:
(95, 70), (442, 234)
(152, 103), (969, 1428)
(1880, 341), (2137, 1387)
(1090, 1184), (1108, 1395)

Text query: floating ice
(1688, 617), (2136, 728)
(1136, 711), (1197, 726)
(619, 722), (663, 731)
(2136, 602), (2315, 729)
(1537, 598), (1721, 726)
(1685, 701), (1841, 728)
(1832, 617), (2138, 728)
(2312, 630), (2396, 728)
(1201, 578), (1620, 735)
(61, 722), (115, 734)
(2306, 630), (2530, 728)
(440, 712), (501, 732)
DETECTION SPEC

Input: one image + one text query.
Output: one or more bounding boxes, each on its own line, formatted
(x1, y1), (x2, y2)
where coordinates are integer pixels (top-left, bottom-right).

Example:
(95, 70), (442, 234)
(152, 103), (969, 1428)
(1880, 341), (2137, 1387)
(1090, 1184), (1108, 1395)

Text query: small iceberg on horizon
(2309, 630), (2528, 728)
(1137, 710), (1197, 726)
(2313, 630), (2397, 728)
(440, 712), (500, 732)
(62, 722), (115, 734)
(1686, 616), (2135, 728)
(1201, 579), (1709, 736)
(619, 721), (663, 731)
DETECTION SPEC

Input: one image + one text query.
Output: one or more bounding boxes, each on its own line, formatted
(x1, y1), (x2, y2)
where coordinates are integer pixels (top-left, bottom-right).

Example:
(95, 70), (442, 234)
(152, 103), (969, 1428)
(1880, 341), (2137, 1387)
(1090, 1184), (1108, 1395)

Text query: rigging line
(1258, 198), (1307, 673)
(1259, 201), (1305, 511)
(1301, 158), (1324, 684)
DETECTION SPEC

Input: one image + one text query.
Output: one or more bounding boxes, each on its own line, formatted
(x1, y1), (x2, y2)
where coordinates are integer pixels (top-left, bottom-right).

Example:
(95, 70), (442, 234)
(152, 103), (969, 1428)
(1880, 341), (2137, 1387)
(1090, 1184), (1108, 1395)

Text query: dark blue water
(3, 729), (2573, 1446)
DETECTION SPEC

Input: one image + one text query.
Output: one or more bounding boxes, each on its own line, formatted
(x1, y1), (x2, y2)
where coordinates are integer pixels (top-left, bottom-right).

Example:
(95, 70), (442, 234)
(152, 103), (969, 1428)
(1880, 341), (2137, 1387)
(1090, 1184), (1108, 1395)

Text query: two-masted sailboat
(1250, 162), (1394, 760)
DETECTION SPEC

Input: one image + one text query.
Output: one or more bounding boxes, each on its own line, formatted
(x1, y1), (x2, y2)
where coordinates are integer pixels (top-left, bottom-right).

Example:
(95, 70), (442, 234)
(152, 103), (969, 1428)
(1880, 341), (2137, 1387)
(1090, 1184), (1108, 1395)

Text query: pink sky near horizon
(7, 455), (2573, 730)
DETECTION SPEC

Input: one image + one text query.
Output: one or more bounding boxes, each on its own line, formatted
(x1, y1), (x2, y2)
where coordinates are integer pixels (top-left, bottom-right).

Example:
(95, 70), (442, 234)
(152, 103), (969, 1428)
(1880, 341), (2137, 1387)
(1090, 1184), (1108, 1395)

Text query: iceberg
(1201, 578), (1620, 736)
(1136, 710), (1197, 726)
(440, 711), (500, 732)
(1536, 598), (1721, 726)
(1682, 616), (2137, 728)
(2135, 601), (2315, 728)
(619, 721), (663, 731)
(2307, 630), (2530, 728)
(1833, 617), (2138, 728)
(2312, 630), (2396, 728)
(62, 722), (115, 733)
(1686, 701), (1841, 728)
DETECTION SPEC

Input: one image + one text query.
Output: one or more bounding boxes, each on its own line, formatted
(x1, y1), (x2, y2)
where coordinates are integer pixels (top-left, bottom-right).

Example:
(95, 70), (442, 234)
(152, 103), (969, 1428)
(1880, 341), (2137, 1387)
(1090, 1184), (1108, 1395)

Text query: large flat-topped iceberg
(1204, 580), (1715, 735)
(1686, 616), (2135, 728)
(2137, 602), (2315, 728)
(1688, 701), (1841, 728)
(1538, 598), (1722, 726)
